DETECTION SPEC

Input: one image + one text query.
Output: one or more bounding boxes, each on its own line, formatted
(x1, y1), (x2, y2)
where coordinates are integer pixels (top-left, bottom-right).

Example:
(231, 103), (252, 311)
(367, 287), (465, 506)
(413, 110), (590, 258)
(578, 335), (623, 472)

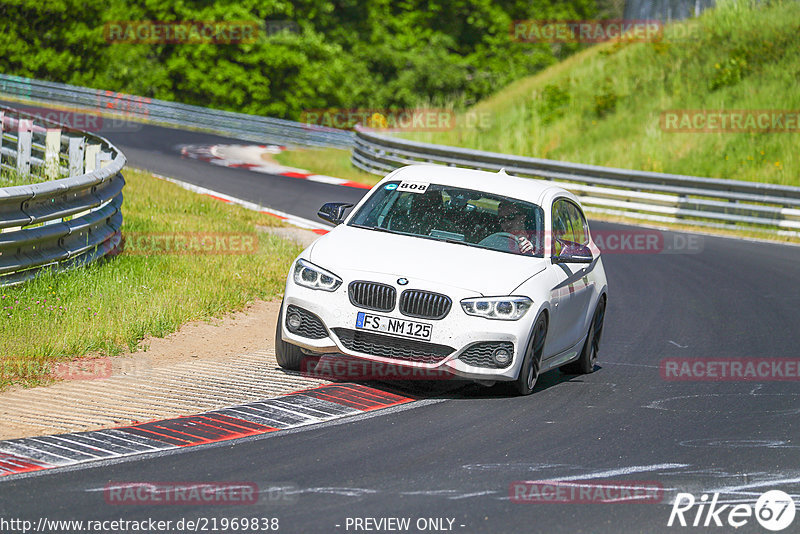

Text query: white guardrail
(352, 128), (800, 235)
(0, 74), (353, 149)
(0, 105), (124, 286)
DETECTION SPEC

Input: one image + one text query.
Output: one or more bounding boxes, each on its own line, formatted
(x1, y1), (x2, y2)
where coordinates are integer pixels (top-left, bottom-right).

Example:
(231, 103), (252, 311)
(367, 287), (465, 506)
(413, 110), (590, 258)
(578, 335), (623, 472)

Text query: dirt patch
(0, 298), (301, 440)
(130, 298), (282, 368)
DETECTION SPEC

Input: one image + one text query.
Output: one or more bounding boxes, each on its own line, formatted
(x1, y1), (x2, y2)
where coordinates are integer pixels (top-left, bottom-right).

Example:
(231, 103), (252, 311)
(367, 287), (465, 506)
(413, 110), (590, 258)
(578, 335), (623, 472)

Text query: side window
(565, 202), (589, 245)
(552, 200), (573, 242)
(551, 200), (574, 255)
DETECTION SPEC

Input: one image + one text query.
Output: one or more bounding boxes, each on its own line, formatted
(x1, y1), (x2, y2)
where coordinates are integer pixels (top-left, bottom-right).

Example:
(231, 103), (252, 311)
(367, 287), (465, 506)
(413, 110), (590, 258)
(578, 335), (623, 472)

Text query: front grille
(333, 328), (454, 364)
(458, 342), (515, 369)
(286, 305), (328, 339)
(349, 281), (396, 312)
(399, 289), (452, 320)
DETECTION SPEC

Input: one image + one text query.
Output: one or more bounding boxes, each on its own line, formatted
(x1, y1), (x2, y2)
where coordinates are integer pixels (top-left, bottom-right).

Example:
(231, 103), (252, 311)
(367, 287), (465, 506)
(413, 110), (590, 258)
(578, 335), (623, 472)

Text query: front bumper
(281, 273), (535, 381)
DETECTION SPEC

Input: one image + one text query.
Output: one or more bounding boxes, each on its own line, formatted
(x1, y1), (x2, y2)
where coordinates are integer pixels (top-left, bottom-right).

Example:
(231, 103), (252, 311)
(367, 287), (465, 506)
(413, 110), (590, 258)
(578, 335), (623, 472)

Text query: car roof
(380, 164), (570, 205)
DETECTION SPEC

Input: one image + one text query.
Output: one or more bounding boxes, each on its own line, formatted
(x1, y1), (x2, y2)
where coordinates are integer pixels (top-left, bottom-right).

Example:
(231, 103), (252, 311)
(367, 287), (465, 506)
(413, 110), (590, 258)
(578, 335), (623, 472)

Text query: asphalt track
(1, 102), (800, 533)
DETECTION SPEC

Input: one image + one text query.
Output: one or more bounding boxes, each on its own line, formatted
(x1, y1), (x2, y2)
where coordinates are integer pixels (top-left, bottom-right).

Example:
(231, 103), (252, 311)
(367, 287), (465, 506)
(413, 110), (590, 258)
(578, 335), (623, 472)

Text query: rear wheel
(561, 296), (606, 375)
(513, 314), (548, 396)
(275, 300), (303, 371)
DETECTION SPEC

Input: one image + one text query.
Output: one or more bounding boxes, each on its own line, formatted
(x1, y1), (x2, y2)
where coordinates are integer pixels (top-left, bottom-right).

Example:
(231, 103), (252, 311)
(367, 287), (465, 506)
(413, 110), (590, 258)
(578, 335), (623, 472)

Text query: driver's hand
(517, 236), (534, 254)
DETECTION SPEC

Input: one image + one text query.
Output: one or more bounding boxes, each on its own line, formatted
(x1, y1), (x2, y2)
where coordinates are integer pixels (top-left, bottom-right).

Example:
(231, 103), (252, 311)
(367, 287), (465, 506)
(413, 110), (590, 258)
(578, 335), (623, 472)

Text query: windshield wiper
(433, 237), (471, 247)
(350, 223), (402, 236)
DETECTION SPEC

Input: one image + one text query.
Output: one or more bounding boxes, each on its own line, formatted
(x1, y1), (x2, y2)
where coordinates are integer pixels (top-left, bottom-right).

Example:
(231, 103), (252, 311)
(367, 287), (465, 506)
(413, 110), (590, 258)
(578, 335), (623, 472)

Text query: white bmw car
(276, 164), (608, 395)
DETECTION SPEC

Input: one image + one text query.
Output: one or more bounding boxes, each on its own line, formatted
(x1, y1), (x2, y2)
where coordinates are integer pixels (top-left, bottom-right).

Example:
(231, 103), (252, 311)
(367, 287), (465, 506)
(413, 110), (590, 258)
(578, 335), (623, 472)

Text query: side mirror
(318, 202), (354, 226)
(553, 239), (593, 264)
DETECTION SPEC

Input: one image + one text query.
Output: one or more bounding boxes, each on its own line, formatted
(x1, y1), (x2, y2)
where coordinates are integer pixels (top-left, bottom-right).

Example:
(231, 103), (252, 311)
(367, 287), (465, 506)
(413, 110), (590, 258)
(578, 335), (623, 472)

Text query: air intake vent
(348, 281), (396, 312)
(399, 290), (452, 320)
(333, 328), (454, 364)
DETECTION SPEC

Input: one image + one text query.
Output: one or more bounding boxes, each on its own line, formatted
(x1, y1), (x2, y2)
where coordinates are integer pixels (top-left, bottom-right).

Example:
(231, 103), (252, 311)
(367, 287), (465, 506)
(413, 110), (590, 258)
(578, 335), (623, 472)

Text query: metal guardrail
(0, 74), (354, 149)
(6, 73), (797, 234)
(0, 105), (125, 286)
(352, 128), (800, 234)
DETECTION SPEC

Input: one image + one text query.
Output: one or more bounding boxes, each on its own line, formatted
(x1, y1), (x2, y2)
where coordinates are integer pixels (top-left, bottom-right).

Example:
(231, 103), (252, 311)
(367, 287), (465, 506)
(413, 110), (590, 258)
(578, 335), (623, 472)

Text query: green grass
(274, 147), (382, 187)
(403, 0), (800, 186)
(1, 166), (52, 186)
(0, 168), (302, 390)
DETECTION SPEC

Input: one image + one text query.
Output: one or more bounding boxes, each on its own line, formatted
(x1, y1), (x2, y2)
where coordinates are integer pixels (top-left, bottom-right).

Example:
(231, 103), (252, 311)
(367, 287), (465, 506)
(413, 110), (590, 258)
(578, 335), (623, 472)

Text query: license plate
(355, 312), (432, 341)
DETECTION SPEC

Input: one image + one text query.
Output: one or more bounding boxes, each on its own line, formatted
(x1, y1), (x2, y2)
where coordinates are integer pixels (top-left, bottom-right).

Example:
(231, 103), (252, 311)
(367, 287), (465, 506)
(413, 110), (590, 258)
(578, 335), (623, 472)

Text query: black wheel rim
(527, 319), (546, 389)
(589, 336), (598, 368)
(592, 299), (606, 354)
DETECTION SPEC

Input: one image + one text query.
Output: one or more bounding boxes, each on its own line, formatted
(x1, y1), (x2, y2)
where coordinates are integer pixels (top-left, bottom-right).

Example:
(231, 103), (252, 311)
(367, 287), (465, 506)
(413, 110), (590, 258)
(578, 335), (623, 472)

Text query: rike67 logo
(668, 490), (796, 531)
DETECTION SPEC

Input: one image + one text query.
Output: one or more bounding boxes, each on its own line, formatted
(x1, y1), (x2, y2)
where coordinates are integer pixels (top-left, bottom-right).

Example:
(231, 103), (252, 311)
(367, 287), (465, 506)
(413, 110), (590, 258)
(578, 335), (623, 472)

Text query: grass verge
(1, 167), (52, 187)
(274, 147), (381, 187)
(0, 167), (302, 390)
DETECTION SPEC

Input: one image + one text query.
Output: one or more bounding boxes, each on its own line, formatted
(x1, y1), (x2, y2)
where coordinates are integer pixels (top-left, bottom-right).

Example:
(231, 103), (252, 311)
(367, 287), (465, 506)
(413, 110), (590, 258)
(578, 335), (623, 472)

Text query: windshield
(348, 181), (545, 257)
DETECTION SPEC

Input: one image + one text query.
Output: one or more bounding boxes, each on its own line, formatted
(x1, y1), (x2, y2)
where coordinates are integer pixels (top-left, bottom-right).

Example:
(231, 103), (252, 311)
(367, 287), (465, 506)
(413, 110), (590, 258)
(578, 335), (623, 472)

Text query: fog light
(287, 312), (302, 331)
(493, 348), (511, 366)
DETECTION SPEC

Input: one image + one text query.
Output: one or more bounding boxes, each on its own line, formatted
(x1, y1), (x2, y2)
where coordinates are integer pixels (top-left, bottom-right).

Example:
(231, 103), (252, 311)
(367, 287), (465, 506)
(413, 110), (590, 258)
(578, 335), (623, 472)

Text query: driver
(498, 201), (536, 255)
(399, 191), (456, 234)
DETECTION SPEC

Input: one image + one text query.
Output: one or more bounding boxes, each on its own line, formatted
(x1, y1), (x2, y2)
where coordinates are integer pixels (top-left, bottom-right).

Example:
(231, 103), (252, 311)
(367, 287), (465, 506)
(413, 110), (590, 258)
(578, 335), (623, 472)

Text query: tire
(561, 296), (606, 375)
(513, 313), (548, 396)
(275, 301), (304, 371)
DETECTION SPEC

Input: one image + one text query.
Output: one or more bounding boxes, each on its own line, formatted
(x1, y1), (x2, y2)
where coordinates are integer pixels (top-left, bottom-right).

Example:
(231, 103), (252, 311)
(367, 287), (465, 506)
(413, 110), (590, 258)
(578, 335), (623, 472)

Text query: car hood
(307, 225), (547, 295)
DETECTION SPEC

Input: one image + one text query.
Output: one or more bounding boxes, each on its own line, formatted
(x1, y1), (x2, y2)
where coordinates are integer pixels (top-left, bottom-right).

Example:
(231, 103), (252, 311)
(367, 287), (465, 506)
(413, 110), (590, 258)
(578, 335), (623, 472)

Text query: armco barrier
(0, 105), (124, 286)
(0, 74), (353, 149)
(352, 127), (800, 234)
(5, 74), (798, 234)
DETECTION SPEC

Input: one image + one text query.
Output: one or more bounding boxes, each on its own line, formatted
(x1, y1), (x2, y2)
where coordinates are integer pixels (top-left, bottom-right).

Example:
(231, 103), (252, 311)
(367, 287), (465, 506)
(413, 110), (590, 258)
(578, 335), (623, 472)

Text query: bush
(593, 89), (618, 118)
(536, 84), (572, 125)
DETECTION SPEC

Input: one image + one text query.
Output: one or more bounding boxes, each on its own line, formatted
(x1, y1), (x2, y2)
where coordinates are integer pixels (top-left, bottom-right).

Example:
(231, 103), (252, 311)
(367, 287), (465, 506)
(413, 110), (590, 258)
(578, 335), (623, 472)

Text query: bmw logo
(397, 278), (409, 285)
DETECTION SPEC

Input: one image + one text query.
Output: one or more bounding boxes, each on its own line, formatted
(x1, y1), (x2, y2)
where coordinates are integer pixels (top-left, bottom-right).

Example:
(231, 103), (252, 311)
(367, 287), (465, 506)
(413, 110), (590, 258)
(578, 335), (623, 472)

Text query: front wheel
(275, 300), (304, 371)
(561, 296), (606, 375)
(513, 314), (548, 396)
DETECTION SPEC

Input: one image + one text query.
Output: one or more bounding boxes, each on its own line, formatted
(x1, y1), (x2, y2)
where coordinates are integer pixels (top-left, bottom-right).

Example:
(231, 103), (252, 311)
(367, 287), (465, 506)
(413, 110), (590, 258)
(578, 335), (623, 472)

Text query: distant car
(276, 164), (608, 395)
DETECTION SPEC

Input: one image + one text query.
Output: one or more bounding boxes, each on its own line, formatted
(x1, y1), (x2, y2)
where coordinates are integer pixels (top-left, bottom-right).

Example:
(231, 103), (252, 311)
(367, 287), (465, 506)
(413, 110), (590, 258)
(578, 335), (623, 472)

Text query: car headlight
(461, 296), (532, 321)
(293, 259), (342, 291)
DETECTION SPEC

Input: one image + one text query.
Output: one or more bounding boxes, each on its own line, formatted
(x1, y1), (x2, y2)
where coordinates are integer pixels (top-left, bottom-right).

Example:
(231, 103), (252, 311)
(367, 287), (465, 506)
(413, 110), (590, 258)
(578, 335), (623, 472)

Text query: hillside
(404, 0), (800, 186)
